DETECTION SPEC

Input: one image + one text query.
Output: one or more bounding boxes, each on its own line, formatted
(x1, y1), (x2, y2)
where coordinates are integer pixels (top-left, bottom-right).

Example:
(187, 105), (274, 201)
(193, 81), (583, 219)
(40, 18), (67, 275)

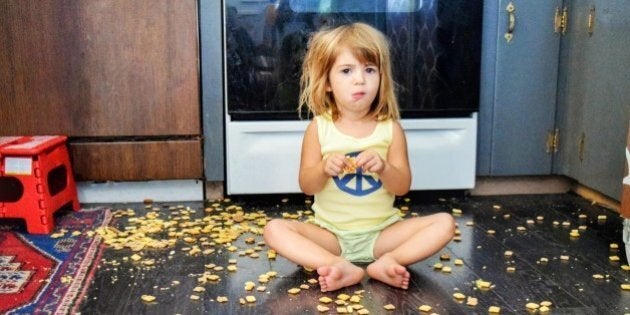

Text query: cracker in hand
(342, 156), (358, 174)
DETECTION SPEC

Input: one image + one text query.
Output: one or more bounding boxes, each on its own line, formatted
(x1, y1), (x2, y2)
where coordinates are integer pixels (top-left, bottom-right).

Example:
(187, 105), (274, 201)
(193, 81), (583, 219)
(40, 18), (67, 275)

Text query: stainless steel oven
(221, 0), (482, 194)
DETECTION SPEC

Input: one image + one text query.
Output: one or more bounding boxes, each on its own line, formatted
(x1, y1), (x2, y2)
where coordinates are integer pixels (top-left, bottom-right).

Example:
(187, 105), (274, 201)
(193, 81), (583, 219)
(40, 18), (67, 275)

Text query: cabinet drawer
(69, 140), (202, 181)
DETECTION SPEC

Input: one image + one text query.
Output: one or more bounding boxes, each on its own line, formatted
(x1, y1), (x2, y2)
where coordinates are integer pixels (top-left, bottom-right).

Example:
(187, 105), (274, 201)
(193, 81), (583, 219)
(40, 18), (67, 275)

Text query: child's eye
(341, 68), (351, 74)
(366, 67), (377, 74)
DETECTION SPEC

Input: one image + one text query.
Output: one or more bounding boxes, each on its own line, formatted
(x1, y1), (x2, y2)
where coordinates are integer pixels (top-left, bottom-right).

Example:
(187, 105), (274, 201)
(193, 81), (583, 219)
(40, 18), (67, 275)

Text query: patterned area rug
(0, 208), (111, 314)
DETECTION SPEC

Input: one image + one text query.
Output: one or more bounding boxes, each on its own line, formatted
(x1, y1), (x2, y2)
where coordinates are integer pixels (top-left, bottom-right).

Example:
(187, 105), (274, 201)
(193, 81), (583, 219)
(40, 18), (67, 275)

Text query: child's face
(326, 48), (380, 118)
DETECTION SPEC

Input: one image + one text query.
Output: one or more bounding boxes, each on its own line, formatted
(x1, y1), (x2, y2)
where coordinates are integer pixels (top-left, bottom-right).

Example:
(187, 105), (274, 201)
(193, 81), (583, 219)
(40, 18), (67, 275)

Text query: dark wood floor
(78, 193), (630, 314)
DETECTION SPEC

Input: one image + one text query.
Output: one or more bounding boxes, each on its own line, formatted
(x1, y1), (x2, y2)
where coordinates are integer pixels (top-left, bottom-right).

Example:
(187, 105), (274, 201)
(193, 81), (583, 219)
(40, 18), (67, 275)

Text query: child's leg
(263, 219), (365, 292)
(366, 213), (455, 289)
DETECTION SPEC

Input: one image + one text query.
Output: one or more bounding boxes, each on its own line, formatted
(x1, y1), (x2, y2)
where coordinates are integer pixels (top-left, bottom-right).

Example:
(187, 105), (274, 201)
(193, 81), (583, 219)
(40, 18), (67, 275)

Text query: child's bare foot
(366, 254), (410, 289)
(317, 260), (364, 292)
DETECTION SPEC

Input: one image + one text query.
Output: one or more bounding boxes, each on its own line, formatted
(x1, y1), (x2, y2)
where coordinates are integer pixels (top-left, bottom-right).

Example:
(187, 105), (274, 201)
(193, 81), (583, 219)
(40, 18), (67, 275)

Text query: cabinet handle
(562, 6), (568, 34)
(556, 6), (568, 34)
(505, 2), (516, 43)
(588, 6), (595, 36)
(554, 7), (562, 33)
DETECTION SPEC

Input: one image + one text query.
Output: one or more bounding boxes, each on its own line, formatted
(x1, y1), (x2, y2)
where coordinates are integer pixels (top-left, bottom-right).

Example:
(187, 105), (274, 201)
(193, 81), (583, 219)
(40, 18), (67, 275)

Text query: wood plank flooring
(78, 193), (630, 314)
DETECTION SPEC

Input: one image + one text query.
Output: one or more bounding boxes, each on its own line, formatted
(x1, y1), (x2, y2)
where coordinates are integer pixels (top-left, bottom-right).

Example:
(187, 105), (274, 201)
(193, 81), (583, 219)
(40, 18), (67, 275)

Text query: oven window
(225, 0), (482, 120)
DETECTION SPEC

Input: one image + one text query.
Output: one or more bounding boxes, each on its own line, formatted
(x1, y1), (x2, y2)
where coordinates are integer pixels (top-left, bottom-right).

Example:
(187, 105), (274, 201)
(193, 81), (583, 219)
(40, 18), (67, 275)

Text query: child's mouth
(352, 92), (365, 100)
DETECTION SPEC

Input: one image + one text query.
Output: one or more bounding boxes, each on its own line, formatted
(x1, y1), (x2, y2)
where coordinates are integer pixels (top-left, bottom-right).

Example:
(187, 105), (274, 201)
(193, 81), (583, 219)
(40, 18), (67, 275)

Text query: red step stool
(0, 136), (80, 234)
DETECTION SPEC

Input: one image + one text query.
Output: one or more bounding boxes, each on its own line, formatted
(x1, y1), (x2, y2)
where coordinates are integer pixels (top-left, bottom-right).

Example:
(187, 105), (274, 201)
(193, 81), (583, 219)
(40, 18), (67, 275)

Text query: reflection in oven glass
(225, 0), (482, 120)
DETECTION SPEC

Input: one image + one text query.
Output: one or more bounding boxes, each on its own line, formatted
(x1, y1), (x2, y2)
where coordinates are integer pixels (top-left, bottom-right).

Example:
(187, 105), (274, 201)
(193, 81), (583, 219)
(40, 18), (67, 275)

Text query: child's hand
(322, 153), (347, 176)
(355, 150), (385, 174)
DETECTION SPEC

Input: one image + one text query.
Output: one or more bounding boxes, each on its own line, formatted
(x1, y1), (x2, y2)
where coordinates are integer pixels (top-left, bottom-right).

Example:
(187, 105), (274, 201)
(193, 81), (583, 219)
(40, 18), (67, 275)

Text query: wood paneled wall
(0, 1), (202, 180)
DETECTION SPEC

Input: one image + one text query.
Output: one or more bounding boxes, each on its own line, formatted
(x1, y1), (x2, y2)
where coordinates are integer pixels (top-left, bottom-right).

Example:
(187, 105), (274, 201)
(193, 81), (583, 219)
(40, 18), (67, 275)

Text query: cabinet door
(0, 1), (201, 180)
(478, 0), (562, 175)
(555, 0), (630, 198)
(0, 1), (199, 136)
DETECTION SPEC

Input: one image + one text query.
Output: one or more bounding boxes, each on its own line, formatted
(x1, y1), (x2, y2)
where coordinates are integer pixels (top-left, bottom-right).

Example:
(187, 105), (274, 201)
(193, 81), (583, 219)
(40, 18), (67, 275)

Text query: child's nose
(354, 72), (365, 85)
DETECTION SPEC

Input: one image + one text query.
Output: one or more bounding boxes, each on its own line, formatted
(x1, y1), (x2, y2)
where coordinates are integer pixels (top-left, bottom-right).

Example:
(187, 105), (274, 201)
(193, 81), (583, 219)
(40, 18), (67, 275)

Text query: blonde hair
(299, 22), (400, 121)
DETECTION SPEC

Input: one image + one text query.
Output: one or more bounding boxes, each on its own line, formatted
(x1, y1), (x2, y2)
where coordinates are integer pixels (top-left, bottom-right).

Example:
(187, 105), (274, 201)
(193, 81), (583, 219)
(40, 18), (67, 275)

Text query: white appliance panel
(226, 114), (477, 194)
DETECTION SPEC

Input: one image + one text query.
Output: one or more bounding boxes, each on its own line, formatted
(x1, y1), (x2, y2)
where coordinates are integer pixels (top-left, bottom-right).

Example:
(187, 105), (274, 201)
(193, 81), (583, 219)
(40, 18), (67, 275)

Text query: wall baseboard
(76, 177), (621, 213)
(470, 176), (572, 196)
(471, 175), (621, 212)
(571, 182), (620, 212)
(77, 180), (204, 203)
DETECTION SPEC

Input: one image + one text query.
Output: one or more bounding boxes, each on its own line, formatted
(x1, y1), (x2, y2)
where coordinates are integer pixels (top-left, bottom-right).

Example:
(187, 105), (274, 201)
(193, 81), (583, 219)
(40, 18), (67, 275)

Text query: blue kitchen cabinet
(555, 0), (630, 199)
(478, 0), (563, 175)
(480, 0), (630, 200)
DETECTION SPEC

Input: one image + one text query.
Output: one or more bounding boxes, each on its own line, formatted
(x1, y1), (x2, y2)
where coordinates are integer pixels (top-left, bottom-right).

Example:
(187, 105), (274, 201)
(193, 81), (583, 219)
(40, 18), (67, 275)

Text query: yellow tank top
(312, 115), (397, 230)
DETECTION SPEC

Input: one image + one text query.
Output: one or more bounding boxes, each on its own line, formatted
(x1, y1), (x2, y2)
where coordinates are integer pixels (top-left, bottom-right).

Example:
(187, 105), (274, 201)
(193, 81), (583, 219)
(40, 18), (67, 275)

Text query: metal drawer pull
(505, 2), (516, 43)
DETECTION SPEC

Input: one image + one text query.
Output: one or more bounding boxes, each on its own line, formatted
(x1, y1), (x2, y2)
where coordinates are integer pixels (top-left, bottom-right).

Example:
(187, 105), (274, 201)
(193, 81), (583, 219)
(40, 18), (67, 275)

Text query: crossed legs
(263, 213), (455, 292)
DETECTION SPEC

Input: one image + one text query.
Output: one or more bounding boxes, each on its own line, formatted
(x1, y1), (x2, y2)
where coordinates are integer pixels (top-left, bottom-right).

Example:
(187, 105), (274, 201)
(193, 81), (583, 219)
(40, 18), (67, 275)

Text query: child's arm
(356, 121), (411, 195)
(298, 120), (347, 195)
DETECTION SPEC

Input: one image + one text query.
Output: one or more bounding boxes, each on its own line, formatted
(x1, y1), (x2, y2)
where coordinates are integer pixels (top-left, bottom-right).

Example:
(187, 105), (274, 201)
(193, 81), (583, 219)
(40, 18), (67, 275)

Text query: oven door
(224, 0), (481, 194)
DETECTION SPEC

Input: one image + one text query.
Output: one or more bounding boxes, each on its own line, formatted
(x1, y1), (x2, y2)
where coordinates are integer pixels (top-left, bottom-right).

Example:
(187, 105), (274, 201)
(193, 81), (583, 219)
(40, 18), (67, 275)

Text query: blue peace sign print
(333, 151), (382, 196)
